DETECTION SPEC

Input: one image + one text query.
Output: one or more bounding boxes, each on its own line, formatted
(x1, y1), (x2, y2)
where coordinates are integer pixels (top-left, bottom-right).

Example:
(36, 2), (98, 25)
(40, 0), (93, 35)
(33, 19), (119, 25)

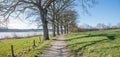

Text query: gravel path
(39, 35), (68, 57)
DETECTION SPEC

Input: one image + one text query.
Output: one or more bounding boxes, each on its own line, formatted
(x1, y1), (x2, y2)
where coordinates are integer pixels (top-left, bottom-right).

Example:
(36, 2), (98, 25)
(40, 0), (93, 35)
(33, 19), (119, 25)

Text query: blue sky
(76, 0), (120, 27)
(7, 0), (120, 29)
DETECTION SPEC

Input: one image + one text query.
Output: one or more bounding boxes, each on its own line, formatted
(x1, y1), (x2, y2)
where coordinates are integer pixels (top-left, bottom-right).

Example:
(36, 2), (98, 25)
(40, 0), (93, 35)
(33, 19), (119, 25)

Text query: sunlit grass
(0, 36), (51, 57)
(65, 29), (120, 57)
(21, 40), (51, 57)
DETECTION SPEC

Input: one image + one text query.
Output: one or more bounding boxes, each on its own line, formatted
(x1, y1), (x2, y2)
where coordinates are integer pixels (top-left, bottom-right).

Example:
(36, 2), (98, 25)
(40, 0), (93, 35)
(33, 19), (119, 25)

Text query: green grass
(65, 29), (120, 57)
(0, 36), (51, 57)
(21, 40), (51, 57)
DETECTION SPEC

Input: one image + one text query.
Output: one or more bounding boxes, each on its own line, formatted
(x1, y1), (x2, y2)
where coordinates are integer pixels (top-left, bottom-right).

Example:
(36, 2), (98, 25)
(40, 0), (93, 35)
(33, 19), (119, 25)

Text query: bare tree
(61, 9), (77, 34)
(0, 0), (96, 40)
(48, 0), (75, 36)
(0, 0), (57, 40)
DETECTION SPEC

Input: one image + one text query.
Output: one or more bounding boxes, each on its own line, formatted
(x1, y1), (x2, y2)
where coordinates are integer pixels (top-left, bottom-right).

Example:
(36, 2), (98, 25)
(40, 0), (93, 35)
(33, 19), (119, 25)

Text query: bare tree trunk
(41, 10), (49, 40)
(56, 21), (60, 35)
(52, 19), (56, 37)
(56, 14), (60, 35)
(64, 25), (66, 34)
(43, 21), (49, 40)
(66, 23), (69, 34)
(60, 20), (63, 34)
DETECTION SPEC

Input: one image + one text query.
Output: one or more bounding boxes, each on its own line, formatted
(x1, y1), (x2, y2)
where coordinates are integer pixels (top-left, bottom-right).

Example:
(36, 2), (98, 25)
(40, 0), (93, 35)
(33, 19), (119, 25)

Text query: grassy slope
(65, 29), (120, 57)
(0, 36), (51, 57)
(22, 40), (51, 57)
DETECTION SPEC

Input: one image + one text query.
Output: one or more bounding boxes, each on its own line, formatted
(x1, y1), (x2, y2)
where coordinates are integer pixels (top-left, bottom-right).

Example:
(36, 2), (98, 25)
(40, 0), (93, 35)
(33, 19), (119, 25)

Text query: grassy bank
(65, 29), (120, 57)
(21, 40), (51, 57)
(0, 36), (51, 57)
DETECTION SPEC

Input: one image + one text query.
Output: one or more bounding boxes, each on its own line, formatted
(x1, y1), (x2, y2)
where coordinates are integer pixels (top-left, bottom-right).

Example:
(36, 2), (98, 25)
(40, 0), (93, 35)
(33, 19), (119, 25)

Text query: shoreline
(0, 35), (42, 40)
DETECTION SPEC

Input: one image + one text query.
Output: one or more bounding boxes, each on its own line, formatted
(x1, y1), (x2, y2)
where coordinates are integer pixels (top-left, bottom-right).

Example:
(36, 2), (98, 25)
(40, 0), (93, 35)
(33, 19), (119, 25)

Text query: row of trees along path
(0, 0), (96, 40)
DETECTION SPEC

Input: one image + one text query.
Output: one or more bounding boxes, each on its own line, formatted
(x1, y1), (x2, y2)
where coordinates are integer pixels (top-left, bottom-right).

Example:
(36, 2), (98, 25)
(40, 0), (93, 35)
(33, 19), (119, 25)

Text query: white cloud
(8, 18), (37, 29)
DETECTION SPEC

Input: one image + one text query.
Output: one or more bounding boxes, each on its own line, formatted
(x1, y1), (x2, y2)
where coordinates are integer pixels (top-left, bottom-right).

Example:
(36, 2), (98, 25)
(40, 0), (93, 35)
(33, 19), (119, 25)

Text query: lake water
(0, 31), (52, 39)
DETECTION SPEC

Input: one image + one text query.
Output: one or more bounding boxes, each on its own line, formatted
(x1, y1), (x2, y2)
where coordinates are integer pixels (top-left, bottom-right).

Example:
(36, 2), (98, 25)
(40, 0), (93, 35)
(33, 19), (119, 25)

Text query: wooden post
(35, 55), (38, 57)
(33, 40), (36, 48)
(39, 36), (41, 43)
(11, 45), (15, 57)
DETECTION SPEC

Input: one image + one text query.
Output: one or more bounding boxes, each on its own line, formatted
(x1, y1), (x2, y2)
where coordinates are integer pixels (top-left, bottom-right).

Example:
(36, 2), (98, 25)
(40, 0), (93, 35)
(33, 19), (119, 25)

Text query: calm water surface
(0, 31), (52, 39)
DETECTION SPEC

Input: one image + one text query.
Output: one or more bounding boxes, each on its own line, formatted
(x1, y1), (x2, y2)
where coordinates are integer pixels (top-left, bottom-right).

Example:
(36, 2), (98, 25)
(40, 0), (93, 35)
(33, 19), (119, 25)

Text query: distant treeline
(69, 23), (120, 32)
(0, 29), (51, 32)
(73, 28), (120, 32)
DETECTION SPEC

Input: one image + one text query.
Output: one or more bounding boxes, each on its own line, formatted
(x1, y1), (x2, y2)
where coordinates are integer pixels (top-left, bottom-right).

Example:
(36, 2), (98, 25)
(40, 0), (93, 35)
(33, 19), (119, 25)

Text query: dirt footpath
(39, 35), (68, 57)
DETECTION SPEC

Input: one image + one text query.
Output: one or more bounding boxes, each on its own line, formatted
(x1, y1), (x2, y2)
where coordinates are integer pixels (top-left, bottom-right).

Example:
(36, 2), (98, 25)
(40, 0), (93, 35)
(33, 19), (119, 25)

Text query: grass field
(65, 29), (120, 57)
(0, 36), (51, 57)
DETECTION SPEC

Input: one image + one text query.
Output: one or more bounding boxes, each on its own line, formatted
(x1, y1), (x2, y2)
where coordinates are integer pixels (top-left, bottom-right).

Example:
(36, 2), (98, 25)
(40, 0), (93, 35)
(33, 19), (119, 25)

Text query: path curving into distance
(39, 35), (68, 57)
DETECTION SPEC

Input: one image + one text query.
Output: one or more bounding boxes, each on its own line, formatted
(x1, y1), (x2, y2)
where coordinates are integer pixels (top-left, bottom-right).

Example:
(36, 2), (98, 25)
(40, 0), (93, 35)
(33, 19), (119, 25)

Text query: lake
(0, 31), (52, 39)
